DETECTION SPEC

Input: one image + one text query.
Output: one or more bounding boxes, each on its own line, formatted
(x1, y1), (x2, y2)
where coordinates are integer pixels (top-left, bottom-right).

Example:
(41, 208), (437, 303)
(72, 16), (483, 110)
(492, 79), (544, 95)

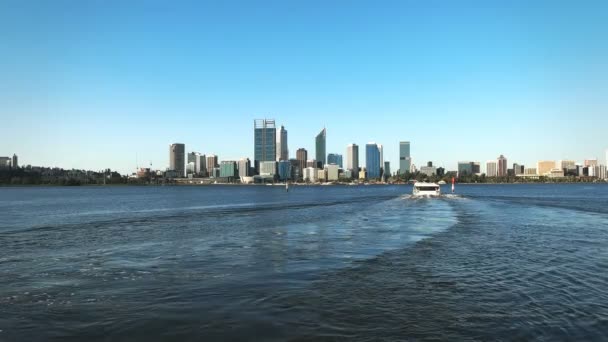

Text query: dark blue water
(1, 184), (607, 341)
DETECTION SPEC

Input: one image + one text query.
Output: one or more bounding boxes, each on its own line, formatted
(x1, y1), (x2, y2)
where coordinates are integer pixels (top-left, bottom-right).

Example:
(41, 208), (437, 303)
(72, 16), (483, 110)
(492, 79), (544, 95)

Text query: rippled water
(1, 184), (607, 341)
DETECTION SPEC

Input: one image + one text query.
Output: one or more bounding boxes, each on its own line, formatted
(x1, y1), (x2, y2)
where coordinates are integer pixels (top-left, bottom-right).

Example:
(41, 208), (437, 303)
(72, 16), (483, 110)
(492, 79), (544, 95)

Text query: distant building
(296, 148), (307, 175)
(537, 160), (555, 176)
(547, 168), (564, 178)
(186, 162), (196, 175)
(259, 161), (277, 177)
(238, 158), (251, 178)
(306, 159), (317, 168)
(558, 160), (576, 171)
(206, 154), (219, 174)
(524, 168), (537, 175)
(497, 155), (507, 177)
(169, 143), (186, 177)
(513, 163), (524, 175)
(303, 167), (318, 182)
(278, 160), (292, 181)
(317, 168), (327, 182)
(327, 153), (343, 168)
(220, 161), (237, 178)
(366, 143), (381, 179)
(486, 161), (498, 177)
(325, 164), (339, 181)
(436, 167), (445, 177)
(420, 166), (436, 177)
(378, 144), (384, 172)
(187, 152), (201, 175)
(383, 161), (391, 178)
(472, 162), (481, 175)
(0, 157), (10, 169)
(359, 168), (367, 180)
(457, 161), (474, 177)
(254, 119), (276, 174)
(289, 159), (301, 181)
(399, 141), (411, 174)
(199, 154), (207, 177)
(342, 170), (353, 179)
(346, 144), (359, 176)
(427, 161), (433, 167)
(584, 159), (598, 167)
(276, 125), (289, 161)
(315, 128), (326, 167)
(12, 154), (18, 168)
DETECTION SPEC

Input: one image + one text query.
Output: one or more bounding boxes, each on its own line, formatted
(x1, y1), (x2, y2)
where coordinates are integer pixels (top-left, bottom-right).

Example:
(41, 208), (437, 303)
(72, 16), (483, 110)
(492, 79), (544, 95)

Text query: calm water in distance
(1, 184), (607, 341)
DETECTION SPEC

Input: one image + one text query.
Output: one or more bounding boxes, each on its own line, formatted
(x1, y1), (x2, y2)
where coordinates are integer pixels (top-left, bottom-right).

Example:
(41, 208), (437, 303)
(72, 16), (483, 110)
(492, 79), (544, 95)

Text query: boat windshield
(417, 186), (439, 191)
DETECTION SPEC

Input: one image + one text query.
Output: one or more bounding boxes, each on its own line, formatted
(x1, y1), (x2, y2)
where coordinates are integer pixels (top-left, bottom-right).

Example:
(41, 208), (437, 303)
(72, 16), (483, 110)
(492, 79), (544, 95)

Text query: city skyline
(2, 2), (607, 174)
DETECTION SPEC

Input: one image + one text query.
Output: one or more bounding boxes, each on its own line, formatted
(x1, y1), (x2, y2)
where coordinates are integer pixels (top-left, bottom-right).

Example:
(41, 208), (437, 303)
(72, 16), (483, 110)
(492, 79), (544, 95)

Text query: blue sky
(1, 0), (607, 174)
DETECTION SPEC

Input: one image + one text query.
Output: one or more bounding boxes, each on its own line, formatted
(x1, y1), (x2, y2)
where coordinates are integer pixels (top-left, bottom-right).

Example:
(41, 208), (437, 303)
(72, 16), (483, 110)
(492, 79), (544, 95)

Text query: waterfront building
(399, 141), (411, 174)
(513, 163), (524, 175)
(524, 168), (537, 175)
(187, 152), (201, 175)
(346, 144), (359, 176)
(327, 153), (343, 168)
(186, 162), (196, 176)
(359, 168), (367, 180)
(12, 154), (18, 168)
(497, 155), (508, 177)
(220, 161), (237, 178)
(238, 158), (251, 178)
(420, 166), (436, 177)
(276, 125), (289, 161)
(378, 144), (384, 172)
(169, 143), (186, 178)
(211, 167), (220, 178)
(0, 157), (10, 169)
(366, 143), (381, 179)
(558, 160), (576, 171)
(548, 168), (565, 178)
(278, 160), (292, 181)
(599, 165), (607, 179)
(537, 160), (556, 176)
(289, 159), (301, 181)
(318, 169), (327, 182)
(457, 161), (474, 177)
(199, 154), (207, 177)
(254, 119), (276, 174)
(325, 164), (339, 181)
(303, 167), (318, 182)
(436, 167), (445, 177)
(206, 154), (219, 174)
(342, 170), (353, 179)
(472, 162), (481, 175)
(315, 128), (326, 167)
(584, 159), (598, 167)
(259, 161), (277, 176)
(384, 161), (391, 178)
(486, 161), (498, 177)
(306, 159), (317, 168)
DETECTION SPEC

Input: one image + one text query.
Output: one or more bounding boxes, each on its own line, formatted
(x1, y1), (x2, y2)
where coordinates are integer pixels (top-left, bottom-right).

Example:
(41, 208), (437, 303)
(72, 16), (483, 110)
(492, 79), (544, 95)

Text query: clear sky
(2, 0), (607, 174)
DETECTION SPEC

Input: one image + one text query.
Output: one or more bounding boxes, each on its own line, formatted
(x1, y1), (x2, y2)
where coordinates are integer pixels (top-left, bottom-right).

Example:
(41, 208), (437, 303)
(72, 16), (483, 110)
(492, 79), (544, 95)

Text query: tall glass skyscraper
(315, 128), (326, 168)
(399, 141), (411, 174)
(169, 143), (186, 178)
(254, 119), (276, 174)
(366, 143), (381, 179)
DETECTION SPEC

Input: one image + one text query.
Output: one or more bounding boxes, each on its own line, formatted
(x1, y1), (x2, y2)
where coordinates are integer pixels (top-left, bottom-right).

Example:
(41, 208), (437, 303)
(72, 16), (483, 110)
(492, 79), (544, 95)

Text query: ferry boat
(412, 182), (441, 197)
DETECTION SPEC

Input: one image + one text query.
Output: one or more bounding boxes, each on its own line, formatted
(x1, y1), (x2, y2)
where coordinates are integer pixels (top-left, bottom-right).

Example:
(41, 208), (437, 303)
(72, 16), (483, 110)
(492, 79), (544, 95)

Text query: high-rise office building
(315, 128), (326, 167)
(289, 159), (301, 180)
(486, 160), (498, 177)
(169, 143), (186, 177)
(325, 164), (339, 181)
(0, 157), (10, 169)
(220, 161), (237, 178)
(378, 144), (384, 167)
(384, 161), (391, 178)
(346, 144), (359, 175)
(296, 148), (307, 175)
(238, 158), (251, 178)
(513, 163), (524, 175)
(558, 160), (576, 173)
(278, 160), (292, 181)
(306, 159), (317, 168)
(497, 155), (507, 177)
(254, 119), (276, 174)
(399, 141), (411, 174)
(457, 161), (474, 177)
(327, 153), (343, 168)
(259, 161), (277, 176)
(199, 154), (207, 177)
(12, 154), (18, 168)
(187, 152), (201, 175)
(472, 162), (481, 175)
(206, 154), (219, 173)
(366, 143), (381, 179)
(584, 159), (598, 167)
(537, 160), (556, 176)
(276, 125), (289, 161)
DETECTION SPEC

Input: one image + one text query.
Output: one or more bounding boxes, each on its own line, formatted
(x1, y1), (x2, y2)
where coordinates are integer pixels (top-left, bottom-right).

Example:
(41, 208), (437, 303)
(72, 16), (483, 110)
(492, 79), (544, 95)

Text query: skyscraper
(254, 119), (276, 174)
(399, 141), (411, 174)
(238, 158), (251, 178)
(497, 155), (507, 177)
(187, 152), (201, 175)
(346, 144), (359, 175)
(296, 148), (307, 175)
(315, 128), (326, 167)
(384, 161), (391, 178)
(486, 160), (498, 177)
(327, 153), (343, 168)
(276, 125), (289, 161)
(12, 154), (18, 168)
(378, 144), (384, 173)
(366, 143), (381, 179)
(169, 143), (186, 177)
(206, 154), (218, 172)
